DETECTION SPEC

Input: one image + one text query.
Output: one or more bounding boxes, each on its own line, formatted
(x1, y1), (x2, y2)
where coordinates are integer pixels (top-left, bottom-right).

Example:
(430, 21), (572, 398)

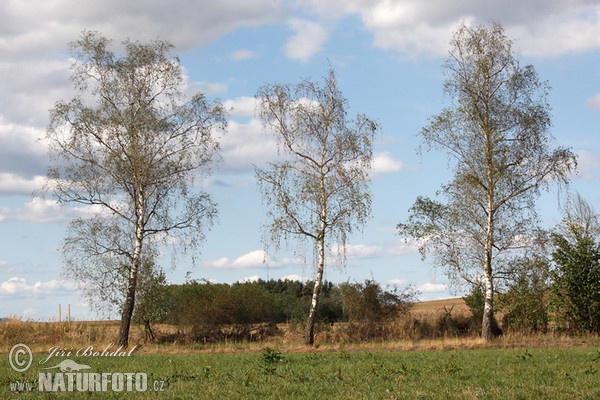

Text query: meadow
(2, 345), (600, 399)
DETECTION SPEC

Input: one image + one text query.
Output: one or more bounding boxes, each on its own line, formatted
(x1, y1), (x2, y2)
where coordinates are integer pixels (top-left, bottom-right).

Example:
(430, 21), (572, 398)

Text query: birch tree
(397, 22), (576, 341)
(255, 69), (378, 345)
(46, 31), (226, 347)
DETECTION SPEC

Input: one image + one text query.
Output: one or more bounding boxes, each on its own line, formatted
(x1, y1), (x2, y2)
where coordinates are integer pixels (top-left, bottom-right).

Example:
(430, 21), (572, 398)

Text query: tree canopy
(398, 22), (576, 340)
(255, 68), (378, 345)
(46, 31), (227, 346)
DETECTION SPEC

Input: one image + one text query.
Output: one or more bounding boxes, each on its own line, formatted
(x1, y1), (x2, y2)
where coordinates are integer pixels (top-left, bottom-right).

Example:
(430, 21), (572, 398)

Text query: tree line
(43, 21), (596, 347)
(132, 278), (418, 343)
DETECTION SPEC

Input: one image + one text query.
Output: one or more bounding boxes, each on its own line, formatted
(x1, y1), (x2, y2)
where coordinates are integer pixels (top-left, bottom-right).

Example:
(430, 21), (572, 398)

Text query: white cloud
(207, 257), (231, 269)
(219, 97), (278, 174)
(0, 119), (48, 177)
(0, 174), (46, 195)
(372, 152), (407, 174)
(284, 19), (329, 62)
(387, 239), (420, 256)
(223, 96), (258, 118)
(0, 0), (287, 57)
(343, 244), (384, 259)
(282, 274), (309, 282)
(232, 250), (268, 268)
(300, 0), (600, 58)
(0, 197), (69, 224)
(0, 58), (73, 127)
(331, 240), (419, 262)
(418, 282), (448, 293)
(0, 197), (104, 224)
(0, 0), (282, 129)
(205, 250), (267, 269)
(204, 249), (303, 269)
(185, 80), (229, 97)
(0, 276), (77, 299)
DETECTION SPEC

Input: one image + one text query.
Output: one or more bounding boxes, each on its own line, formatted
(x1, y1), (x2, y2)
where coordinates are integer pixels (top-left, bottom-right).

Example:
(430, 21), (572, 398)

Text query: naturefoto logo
(8, 343), (164, 393)
(41, 359), (91, 372)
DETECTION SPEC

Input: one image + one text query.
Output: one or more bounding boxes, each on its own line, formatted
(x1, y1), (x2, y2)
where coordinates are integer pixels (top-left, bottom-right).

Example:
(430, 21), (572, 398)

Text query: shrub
(498, 257), (550, 334)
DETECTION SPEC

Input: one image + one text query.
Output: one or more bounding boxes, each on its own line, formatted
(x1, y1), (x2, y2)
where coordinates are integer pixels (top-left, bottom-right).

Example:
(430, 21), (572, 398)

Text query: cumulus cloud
(0, 197), (68, 223)
(218, 97), (279, 173)
(0, 120), (48, 178)
(204, 249), (267, 269)
(223, 96), (258, 118)
(300, 0), (600, 58)
(387, 239), (420, 256)
(0, 276), (77, 299)
(282, 274), (309, 282)
(0, 174), (46, 196)
(342, 244), (384, 259)
(418, 282), (448, 293)
(232, 250), (268, 268)
(0, 0), (285, 132)
(0, 0), (287, 57)
(205, 249), (302, 269)
(0, 197), (103, 224)
(372, 152), (407, 174)
(284, 19), (329, 62)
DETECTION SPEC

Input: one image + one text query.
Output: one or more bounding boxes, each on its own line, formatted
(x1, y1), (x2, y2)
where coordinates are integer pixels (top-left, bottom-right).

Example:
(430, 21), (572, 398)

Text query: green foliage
(339, 280), (417, 323)
(132, 260), (170, 341)
(463, 285), (485, 325)
(260, 347), (286, 364)
(162, 279), (419, 343)
(551, 224), (600, 333)
(498, 257), (551, 333)
(258, 347), (287, 375)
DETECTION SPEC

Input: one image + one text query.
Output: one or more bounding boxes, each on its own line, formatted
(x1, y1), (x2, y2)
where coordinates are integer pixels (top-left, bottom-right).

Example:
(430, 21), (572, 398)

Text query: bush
(551, 225), (600, 333)
(498, 257), (550, 334)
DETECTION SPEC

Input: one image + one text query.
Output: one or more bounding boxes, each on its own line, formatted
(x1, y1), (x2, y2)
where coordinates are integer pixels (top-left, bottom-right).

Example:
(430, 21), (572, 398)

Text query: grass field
(2, 346), (600, 399)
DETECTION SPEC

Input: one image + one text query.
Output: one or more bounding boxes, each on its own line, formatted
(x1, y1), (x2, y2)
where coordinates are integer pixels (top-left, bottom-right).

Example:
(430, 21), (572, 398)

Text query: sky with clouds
(1, 0), (599, 320)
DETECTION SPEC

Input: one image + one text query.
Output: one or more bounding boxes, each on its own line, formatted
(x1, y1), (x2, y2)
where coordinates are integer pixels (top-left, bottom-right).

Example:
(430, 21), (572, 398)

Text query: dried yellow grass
(2, 299), (598, 355)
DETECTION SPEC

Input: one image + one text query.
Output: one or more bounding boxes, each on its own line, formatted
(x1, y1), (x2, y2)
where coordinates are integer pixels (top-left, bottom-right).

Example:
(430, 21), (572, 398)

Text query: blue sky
(1, 0), (599, 320)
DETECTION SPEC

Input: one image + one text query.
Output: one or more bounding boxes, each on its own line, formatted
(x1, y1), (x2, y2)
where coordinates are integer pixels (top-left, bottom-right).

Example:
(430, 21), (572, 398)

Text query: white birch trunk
(481, 195), (495, 341)
(118, 195), (145, 347)
(305, 233), (325, 346)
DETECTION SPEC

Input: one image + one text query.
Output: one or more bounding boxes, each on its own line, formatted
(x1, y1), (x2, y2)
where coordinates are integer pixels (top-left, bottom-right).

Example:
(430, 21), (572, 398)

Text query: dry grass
(2, 299), (598, 355)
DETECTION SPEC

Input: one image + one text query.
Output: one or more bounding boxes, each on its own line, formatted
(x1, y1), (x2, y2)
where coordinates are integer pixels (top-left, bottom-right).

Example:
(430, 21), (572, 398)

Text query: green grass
(2, 346), (600, 399)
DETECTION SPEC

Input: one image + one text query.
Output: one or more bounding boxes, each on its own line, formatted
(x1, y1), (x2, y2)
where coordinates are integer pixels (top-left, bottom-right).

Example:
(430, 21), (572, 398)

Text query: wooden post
(58, 304), (61, 324)
(68, 304), (71, 330)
